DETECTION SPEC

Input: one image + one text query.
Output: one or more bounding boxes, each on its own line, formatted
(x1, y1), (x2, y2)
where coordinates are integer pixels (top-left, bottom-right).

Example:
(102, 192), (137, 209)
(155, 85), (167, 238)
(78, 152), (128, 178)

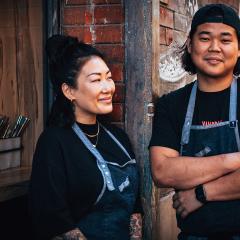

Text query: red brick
(108, 63), (123, 81)
(95, 25), (123, 43)
(113, 83), (125, 103)
(174, 12), (188, 32)
(233, 0), (239, 9)
(63, 27), (93, 43)
(109, 103), (123, 122)
(160, 6), (174, 28)
(160, 26), (166, 45)
(65, 0), (89, 5)
(167, 0), (189, 15)
(166, 28), (173, 45)
(93, 0), (122, 4)
(94, 6), (123, 24)
(63, 7), (92, 25)
(95, 44), (124, 62)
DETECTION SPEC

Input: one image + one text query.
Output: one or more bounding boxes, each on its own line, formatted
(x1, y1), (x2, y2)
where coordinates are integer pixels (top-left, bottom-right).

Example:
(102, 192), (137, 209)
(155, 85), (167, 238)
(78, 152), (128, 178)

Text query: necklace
(81, 121), (100, 147)
(82, 121), (99, 138)
(92, 133), (99, 148)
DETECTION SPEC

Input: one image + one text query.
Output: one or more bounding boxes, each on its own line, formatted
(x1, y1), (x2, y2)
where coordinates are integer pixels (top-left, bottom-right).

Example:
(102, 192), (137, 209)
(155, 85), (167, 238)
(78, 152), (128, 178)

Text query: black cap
(190, 4), (240, 37)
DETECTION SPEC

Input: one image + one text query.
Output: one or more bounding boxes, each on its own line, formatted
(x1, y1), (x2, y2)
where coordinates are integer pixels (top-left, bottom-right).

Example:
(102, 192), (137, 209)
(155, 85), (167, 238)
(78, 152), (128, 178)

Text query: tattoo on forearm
(130, 213), (142, 240)
(52, 228), (87, 240)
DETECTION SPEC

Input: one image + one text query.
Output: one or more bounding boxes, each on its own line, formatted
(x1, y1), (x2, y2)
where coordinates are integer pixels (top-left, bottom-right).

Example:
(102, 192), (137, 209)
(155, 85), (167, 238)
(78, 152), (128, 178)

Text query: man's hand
(172, 189), (203, 218)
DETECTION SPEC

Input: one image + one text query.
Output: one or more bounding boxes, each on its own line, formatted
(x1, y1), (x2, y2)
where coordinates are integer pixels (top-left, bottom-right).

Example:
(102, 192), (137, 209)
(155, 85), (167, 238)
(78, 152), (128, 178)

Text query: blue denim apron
(72, 123), (139, 240)
(178, 78), (240, 240)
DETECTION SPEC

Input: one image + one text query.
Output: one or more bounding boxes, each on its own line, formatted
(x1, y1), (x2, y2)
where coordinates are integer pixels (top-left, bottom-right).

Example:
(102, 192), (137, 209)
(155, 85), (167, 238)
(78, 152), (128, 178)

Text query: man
(149, 4), (240, 240)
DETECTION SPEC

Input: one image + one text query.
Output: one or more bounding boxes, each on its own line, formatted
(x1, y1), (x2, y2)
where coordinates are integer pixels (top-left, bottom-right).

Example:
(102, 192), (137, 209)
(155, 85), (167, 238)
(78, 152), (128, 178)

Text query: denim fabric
(77, 162), (138, 240)
(72, 124), (139, 240)
(179, 78), (240, 237)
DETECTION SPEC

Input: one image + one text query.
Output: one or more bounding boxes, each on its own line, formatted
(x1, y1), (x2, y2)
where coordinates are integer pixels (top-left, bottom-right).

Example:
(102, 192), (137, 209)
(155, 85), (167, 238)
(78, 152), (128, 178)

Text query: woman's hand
(130, 213), (142, 240)
(172, 189), (203, 218)
(52, 228), (87, 240)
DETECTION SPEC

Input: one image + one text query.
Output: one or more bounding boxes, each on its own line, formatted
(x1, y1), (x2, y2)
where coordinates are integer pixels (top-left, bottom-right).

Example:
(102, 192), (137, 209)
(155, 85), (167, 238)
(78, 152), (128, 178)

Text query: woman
(29, 35), (142, 240)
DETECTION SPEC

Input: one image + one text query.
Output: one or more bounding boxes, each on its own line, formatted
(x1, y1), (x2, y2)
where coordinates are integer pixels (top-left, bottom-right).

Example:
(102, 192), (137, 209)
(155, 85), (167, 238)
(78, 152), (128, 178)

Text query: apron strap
(72, 123), (115, 191)
(180, 77), (238, 148)
(181, 81), (197, 146)
(229, 76), (237, 122)
(72, 123), (135, 191)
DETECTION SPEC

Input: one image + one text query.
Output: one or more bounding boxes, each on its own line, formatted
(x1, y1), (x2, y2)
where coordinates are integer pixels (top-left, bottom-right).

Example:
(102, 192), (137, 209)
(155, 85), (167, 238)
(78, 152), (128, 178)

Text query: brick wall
(62, 0), (125, 127)
(159, 0), (239, 52)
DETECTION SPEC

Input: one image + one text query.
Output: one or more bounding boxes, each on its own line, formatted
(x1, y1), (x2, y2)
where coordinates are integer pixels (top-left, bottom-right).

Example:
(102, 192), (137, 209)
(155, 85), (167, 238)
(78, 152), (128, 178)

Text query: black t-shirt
(29, 123), (141, 240)
(149, 79), (240, 152)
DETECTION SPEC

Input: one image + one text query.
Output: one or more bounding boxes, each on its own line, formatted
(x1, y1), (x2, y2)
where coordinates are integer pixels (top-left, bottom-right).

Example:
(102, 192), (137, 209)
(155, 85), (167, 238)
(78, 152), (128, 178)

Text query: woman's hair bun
(46, 34), (78, 62)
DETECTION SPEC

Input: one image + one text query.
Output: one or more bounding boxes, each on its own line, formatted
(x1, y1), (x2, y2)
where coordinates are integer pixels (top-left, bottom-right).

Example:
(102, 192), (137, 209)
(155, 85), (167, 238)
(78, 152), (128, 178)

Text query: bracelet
(195, 184), (207, 203)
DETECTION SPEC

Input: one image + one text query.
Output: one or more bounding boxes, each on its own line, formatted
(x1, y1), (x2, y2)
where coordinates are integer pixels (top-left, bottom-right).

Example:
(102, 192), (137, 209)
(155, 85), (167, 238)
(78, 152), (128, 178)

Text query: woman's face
(67, 56), (115, 123)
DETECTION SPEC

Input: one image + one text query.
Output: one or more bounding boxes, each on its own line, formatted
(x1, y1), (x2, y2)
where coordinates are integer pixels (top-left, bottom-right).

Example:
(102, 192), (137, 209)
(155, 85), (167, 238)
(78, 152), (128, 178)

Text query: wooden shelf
(0, 167), (31, 202)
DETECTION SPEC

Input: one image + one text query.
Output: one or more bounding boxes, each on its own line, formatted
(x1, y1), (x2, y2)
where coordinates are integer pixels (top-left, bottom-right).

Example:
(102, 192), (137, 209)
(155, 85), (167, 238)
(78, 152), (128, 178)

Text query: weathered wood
(0, 167), (31, 202)
(125, 0), (153, 239)
(0, 0), (43, 201)
(0, 0), (43, 168)
(45, 0), (62, 116)
(151, 1), (162, 239)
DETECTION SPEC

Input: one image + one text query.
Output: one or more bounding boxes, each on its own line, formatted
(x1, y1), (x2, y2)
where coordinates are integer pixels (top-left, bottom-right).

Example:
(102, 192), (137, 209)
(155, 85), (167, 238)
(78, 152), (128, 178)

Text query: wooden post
(44, 0), (62, 121)
(125, 0), (156, 239)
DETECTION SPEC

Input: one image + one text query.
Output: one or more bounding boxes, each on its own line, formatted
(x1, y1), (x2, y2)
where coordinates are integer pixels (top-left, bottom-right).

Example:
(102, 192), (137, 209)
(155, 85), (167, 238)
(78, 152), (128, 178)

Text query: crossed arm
(150, 146), (240, 218)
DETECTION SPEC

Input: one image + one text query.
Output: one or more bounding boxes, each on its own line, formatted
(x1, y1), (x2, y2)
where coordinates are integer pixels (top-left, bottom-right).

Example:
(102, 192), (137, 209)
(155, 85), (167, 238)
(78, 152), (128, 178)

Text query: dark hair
(46, 34), (104, 127)
(181, 5), (240, 75)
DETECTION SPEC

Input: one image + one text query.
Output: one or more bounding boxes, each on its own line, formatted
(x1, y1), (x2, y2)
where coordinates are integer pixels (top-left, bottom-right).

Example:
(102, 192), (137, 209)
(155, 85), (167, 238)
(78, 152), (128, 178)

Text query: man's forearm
(205, 168), (240, 201)
(151, 147), (240, 190)
(173, 169), (240, 218)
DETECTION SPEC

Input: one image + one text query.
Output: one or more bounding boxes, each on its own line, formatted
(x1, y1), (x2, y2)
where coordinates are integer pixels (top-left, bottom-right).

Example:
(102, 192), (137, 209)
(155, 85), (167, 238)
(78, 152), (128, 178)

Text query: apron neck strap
(181, 81), (197, 145)
(229, 76), (238, 122)
(180, 77), (238, 146)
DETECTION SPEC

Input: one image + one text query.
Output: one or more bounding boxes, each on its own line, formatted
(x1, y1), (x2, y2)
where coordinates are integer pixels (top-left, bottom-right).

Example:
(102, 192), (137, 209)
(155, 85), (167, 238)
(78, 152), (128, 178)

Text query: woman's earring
(70, 99), (75, 111)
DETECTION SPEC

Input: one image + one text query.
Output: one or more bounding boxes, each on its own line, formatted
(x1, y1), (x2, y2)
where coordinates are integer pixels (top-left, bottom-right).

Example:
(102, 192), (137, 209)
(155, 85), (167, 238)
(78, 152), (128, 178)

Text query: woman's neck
(75, 115), (97, 124)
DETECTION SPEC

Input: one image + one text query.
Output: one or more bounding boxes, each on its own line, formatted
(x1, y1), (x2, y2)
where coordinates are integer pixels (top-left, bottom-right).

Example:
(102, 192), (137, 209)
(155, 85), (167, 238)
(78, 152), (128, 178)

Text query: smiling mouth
(98, 97), (112, 103)
(204, 57), (223, 64)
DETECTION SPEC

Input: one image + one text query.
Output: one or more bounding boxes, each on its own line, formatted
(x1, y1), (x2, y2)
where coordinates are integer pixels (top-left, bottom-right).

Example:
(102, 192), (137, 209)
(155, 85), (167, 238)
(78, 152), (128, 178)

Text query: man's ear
(187, 38), (192, 54)
(61, 83), (75, 101)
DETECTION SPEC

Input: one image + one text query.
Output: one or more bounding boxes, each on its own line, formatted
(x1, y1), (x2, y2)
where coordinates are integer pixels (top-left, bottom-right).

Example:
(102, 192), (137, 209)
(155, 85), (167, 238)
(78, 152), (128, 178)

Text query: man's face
(188, 22), (240, 80)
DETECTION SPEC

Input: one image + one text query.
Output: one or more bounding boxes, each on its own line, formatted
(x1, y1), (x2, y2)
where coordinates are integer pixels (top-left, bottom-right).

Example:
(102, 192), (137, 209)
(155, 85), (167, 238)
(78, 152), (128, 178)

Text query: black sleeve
(149, 96), (180, 151)
(133, 167), (143, 214)
(29, 129), (77, 240)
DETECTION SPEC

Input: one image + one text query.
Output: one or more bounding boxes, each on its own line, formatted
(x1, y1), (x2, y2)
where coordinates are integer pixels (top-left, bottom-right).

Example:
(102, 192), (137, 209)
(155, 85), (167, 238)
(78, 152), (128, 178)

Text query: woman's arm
(52, 228), (87, 240)
(130, 213), (142, 240)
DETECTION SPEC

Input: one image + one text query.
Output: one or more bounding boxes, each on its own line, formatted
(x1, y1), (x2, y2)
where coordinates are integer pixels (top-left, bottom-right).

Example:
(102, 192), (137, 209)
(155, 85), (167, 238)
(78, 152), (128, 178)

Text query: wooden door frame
(125, 0), (160, 239)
